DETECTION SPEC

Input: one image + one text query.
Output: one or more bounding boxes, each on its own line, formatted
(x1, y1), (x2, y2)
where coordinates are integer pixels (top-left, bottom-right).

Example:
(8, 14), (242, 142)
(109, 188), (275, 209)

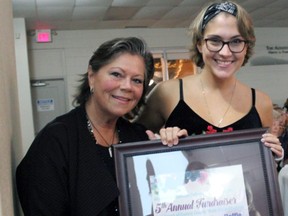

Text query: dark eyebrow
(205, 35), (243, 40)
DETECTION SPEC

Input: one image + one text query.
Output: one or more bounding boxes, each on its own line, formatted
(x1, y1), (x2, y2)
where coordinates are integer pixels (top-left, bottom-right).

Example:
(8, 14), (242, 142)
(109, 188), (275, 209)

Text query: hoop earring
(90, 87), (94, 94)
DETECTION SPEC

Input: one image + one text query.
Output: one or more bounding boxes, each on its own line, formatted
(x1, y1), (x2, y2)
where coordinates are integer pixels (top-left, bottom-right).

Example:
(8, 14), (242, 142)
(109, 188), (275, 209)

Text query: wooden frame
(113, 128), (283, 216)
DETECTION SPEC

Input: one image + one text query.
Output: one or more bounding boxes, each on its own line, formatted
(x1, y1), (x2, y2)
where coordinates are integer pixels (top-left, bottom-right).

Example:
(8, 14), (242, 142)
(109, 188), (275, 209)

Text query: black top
(16, 105), (149, 216)
(165, 79), (262, 135)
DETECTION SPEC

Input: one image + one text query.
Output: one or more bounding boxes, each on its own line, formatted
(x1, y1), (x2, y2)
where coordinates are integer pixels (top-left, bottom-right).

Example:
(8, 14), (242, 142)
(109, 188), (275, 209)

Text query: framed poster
(113, 128), (283, 216)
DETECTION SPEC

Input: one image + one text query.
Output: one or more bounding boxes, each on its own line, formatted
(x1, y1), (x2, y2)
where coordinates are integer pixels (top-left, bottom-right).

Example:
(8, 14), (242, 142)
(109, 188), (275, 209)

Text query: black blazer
(16, 105), (149, 216)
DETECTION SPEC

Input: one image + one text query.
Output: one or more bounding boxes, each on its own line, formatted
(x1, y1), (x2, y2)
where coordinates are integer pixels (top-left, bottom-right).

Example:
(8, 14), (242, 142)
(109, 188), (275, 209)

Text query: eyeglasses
(204, 38), (247, 53)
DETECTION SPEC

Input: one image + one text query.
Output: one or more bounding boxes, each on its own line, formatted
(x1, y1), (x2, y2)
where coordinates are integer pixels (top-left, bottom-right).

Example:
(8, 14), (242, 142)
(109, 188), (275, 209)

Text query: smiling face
(88, 53), (145, 118)
(197, 12), (247, 79)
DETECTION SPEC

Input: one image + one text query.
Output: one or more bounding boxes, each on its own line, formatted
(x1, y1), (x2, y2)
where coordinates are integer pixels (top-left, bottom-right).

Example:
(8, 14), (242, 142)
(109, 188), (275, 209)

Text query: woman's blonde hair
(188, 1), (256, 68)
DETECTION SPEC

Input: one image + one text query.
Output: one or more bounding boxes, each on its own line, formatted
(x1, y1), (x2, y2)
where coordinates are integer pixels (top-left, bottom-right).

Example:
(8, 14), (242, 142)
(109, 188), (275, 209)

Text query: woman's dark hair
(73, 37), (155, 117)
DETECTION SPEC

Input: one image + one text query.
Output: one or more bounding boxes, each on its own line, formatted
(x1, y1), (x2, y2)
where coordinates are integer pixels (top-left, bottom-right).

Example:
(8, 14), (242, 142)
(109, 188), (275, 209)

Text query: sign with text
(150, 165), (248, 216)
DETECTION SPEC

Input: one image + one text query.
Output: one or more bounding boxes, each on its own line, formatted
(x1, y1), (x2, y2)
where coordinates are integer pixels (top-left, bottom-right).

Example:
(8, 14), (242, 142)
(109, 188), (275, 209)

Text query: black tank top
(165, 79), (262, 135)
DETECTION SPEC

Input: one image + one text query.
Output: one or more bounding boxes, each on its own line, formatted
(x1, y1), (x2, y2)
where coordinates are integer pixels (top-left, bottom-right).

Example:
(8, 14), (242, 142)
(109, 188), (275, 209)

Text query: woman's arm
(256, 90), (283, 159)
(135, 83), (167, 133)
(16, 128), (70, 216)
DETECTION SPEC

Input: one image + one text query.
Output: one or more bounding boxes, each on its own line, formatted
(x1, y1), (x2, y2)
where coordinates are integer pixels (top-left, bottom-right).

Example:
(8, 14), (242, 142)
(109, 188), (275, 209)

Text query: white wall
(26, 27), (288, 110)
(27, 28), (192, 110)
(238, 64), (288, 106)
(237, 28), (288, 107)
(13, 18), (35, 160)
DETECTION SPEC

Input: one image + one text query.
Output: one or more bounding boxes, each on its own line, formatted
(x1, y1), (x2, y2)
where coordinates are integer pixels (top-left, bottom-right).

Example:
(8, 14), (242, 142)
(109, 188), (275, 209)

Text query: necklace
(86, 115), (116, 157)
(200, 77), (237, 127)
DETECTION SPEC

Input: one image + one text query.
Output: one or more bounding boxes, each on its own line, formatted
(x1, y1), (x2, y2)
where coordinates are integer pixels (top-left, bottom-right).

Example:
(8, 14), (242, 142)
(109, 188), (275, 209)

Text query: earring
(90, 87), (94, 94)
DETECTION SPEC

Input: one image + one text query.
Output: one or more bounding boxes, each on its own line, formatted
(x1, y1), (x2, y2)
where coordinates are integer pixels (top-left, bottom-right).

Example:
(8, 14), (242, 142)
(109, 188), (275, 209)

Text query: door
(31, 79), (67, 135)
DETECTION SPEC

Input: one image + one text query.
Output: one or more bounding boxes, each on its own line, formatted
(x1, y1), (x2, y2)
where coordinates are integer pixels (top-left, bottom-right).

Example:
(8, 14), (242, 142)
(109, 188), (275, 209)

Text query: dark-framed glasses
(204, 38), (247, 53)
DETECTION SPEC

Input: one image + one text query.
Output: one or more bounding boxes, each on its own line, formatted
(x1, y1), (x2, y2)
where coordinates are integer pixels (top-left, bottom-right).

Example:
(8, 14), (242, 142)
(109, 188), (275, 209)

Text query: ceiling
(12, 0), (288, 31)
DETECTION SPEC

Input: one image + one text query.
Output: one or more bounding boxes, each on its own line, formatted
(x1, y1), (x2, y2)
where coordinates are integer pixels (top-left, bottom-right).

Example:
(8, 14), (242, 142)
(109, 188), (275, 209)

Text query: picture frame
(113, 128), (283, 216)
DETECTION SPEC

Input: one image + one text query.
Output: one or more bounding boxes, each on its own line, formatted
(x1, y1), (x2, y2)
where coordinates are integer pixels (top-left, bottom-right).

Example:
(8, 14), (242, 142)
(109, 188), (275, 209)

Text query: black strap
(179, 79), (184, 100)
(251, 88), (256, 106)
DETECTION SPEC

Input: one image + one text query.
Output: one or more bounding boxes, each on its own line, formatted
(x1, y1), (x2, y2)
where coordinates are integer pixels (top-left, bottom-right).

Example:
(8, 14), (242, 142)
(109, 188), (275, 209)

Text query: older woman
(16, 37), (155, 216)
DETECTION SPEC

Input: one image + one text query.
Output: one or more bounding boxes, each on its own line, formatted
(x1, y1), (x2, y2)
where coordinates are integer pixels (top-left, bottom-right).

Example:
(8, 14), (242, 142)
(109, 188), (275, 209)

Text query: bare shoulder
(147, 78), (183, 119)
(156, 78), (181, 91)
(255, 88), (273, 127)
(237, 82), (272, 110)
(255, 89), (273, 110)
(149, 78), (181, 100)
(153, 75), (196, 95)
(235, 82), (273, 127)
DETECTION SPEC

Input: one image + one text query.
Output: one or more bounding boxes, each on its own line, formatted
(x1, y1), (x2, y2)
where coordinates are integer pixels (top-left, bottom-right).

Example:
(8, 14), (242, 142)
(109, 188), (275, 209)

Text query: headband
(202, 2), (238, 31)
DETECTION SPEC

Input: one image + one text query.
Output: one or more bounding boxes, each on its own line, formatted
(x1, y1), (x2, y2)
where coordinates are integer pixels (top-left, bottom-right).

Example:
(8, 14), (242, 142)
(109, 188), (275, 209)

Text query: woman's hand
(146, 130), (160, 140)
(146, 127), (188, 147)
(261, 132), (284, 160)
(159, 127), (188, 147)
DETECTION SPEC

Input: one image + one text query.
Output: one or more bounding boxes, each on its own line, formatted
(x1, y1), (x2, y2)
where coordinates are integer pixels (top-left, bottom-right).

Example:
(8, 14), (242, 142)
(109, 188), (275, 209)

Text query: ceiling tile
(179, 0), (207, 6)
(265, 0), (288, 7)
(112, 0), (150, 7)
(13, 6), (36, 18)
(37, 7), (73, 20)
(72, 7), (107, 20)
(152, 19), (184, 28)
(95, 20), (130, 29)
(75, 0), (113, 6)
(68, 20), (102, 30)
(12, 0), (35, 6)
(177, 19), (193, 28)
(253, 19), (277, 27)
(162, 6), (199, 20)
(125, 19), (156, 28)
(250, 7), (283, 20)
(147, 0), (183, 6)
(36, 0), (74, 7)
(242, 0), (275, 11)
(133, 7), (172, 20)
(104, 7), (140, 20)
(265, 8), (288, 19)
(12, 0), (36, 17)
(12, 0), (288, 30)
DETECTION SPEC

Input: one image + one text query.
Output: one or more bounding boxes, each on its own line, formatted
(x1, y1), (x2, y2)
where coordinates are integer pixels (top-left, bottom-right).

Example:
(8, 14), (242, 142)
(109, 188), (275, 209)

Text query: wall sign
(36, 98), (55, 111)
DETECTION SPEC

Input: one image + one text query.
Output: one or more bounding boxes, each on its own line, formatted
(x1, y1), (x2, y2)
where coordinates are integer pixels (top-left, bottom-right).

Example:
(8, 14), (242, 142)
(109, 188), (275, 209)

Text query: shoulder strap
(251, 88), (256, 106)
(179, 79), (184, 100)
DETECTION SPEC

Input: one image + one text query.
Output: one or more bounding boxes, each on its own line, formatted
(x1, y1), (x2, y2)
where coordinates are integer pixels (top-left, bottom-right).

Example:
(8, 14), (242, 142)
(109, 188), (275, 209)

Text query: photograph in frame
(113, 128), (283, 216)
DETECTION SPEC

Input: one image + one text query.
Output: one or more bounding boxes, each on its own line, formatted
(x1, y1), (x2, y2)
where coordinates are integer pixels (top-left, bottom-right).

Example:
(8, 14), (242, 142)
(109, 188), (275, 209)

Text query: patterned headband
(201, 2), (238, 31)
